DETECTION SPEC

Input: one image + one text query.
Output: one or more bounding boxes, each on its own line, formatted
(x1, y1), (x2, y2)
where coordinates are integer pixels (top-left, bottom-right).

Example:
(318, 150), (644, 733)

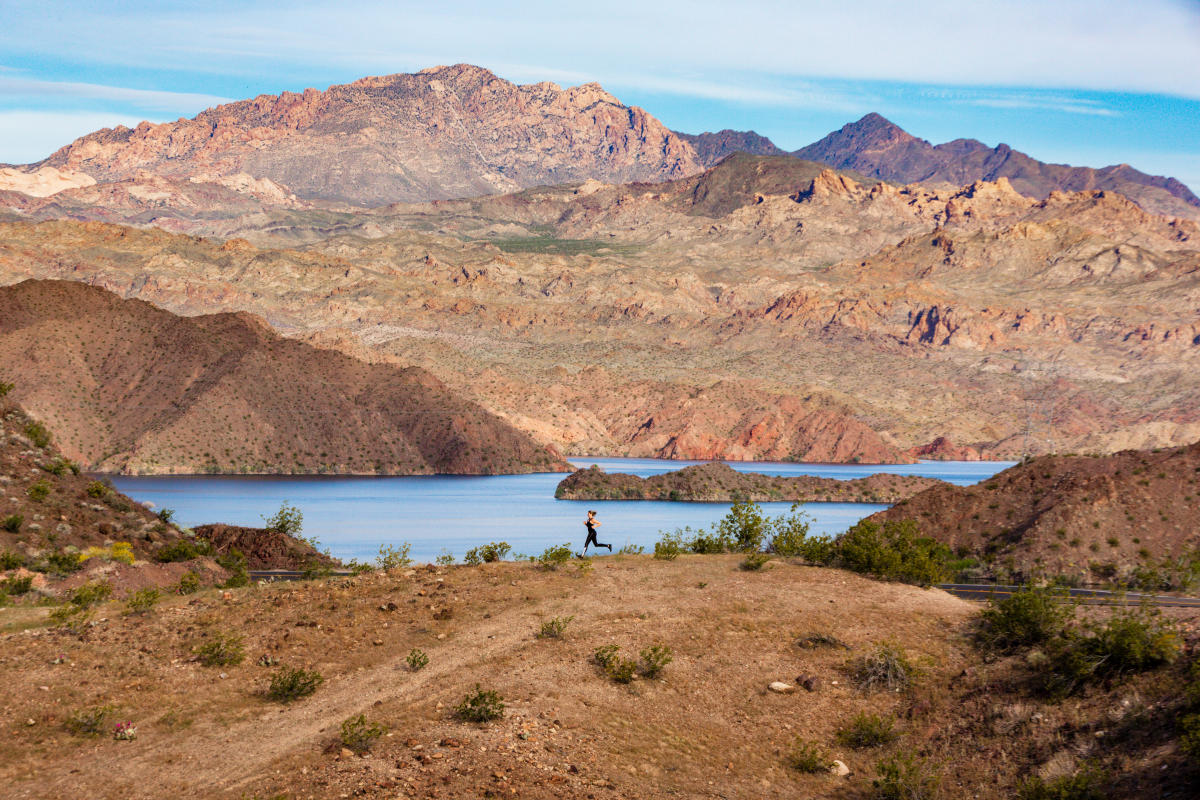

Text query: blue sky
(2, 0), (1199, 192)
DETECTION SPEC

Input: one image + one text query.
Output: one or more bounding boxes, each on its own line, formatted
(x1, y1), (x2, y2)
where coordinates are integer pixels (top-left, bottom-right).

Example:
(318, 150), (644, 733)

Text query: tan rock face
(36, 64), (704, 205)
(0, 166), (95, 197)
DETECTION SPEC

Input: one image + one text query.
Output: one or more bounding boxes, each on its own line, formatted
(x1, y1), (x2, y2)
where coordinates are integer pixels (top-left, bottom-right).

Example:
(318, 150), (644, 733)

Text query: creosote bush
(835, 519), (951, 586)
(406, 648), (429, 671)
(976, 587), (1074, 653)
(24, 421), (51, 448)
(740, 552), (771, 571)
(263, 502), (303, 536)
(177, 571), (202, 595)
(124, 587), (160, 614)
(156, 537), (213, 562)
(537, 543), (572, 570)
(195, 631), (246, 667)
(851, 643), (915, 693)
(1017, 764), (1108, 800)
(267, 666), (324, 702)
(638, 644), (673, 678)
(787, 738), (832, 773)
(537, 615), (574, 639)
(1036, 607), (1180, 697)
(340, 714), (387, 754)
(464, 541), (511, 565)
(27, 479), (51, 502)
(65, 705), (112, 736)
(836, 712), (899, 749)
(455, 684), (505, 722)
(872, 751), (939, 800)
(85, 480), (109, 499)
(377, 542), (412, 570)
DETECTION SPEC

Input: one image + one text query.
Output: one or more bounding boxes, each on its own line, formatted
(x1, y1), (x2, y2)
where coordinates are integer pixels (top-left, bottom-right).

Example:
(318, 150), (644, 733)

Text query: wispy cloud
(0, 76), (230, 112)
(968, 97), (1119, 117)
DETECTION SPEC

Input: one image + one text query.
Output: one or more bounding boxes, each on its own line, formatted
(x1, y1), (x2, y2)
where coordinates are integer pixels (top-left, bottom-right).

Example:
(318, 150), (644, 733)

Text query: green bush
(1016, 764), (1107, 800)
(157, 537), (213, 562)
(976, 587), (1074, 653)
(0, 548), (22, 568)
(851, 643), (915, 692)
(27, 479), (51, 502)
(65, 705), (112, 736)
(786, 738), (832, 773)
(195, 631), (246, 666)
(455, 684), (505, 722)
(537, 615), (574, 639)
(41, 457), (77, 476)
(1037, 608), (1180, 697)
(836, 519), (951, 586)
(713, 499), (768, 552)
(377, 542), (412, 570)
(157, 507), (176, 524)
(217, 550), (249, 588)
(617, 544), (645, 555)
(407, 648), (429, 671)
(537, 543), (573, 570)
(24, 421), (51, 448)
(435, 550), (455, 566)
(85, 480), (109, 499)
(638, 644), (673, 678)
(766, 503), (812, 556)
(463, 541), (511, 565)
(124, 587), (160, 614)
(606, 657), (638, 684)
(44, 549), (82, 574)
(653, 532), (684, 560)
(872, 752), (939, 800)
(836, 712), (899, 748)
(2, 574), (33, 596)
(340, 714), (387, 753)
(593, 644), (620, 670)
(0, 379), (12, 397)
(69, 580), (112, 609)
(263, 502), (303, 536)
(740, 552), (771, 571)
(267, 666), (324, 702)
(177, 571), (202, 595)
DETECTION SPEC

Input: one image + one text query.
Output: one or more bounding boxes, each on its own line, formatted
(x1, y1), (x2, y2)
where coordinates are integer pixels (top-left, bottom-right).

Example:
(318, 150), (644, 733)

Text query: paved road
(940, 583), (1200, 608)
(247, 571), (1200, 608)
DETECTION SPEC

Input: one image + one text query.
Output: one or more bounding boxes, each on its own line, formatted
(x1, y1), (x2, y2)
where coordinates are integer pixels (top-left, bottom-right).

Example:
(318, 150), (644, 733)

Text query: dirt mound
(0, 279), (568, 475)
(556, 461), (944, 502)
(873, 441), (1200, 582)
(193, 523), (336, 570)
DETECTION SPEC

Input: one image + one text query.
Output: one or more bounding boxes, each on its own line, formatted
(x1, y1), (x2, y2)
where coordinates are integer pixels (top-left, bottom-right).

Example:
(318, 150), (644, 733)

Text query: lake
(111, 457), (1013, 564)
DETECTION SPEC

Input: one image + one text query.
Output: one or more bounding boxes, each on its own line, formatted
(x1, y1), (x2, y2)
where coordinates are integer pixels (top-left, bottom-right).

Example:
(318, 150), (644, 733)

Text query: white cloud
(0, 76), (229, 112)
(0, 111), (153, 164)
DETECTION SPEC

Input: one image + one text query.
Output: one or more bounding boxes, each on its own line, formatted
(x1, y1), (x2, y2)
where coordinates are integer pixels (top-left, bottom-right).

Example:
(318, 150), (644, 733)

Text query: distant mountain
(675, 129), (785, 166)
(0, 279), (569, 475)
(34, 64), (704, 205)
(794, 113), (1200, 219)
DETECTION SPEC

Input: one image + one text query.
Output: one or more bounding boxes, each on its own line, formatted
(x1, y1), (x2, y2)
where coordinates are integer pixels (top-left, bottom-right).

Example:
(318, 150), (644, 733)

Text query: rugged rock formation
(873, 442), (1200, 583)
(191, 523), (335, 570)
(555, 462), (945, 502)
(675, 129), (786, 166)
(0, 166), (95, 197)
(795, 113), (1200, 220)
(34, 65), (704, 205)
(0, 280), (569, 475)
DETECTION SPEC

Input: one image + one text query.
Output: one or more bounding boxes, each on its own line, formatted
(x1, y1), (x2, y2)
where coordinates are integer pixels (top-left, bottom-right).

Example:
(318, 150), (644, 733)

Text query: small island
(554, 461), (947, 503)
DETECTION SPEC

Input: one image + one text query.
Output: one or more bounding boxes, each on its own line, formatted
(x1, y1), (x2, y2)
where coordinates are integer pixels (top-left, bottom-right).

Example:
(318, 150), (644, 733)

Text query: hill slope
(33, 65), (703, 205)
(873, 442), (1200, 583)
(0, 280), (568, 475)
(795, 113), (1200, 220)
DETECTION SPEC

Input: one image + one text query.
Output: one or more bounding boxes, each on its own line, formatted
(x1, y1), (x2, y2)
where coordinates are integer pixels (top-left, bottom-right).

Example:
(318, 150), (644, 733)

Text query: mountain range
(0, 65), (1197, 469)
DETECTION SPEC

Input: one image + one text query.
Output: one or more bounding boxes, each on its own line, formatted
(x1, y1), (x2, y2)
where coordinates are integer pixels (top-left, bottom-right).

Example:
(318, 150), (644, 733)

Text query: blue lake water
(111, 458), (1013, 564)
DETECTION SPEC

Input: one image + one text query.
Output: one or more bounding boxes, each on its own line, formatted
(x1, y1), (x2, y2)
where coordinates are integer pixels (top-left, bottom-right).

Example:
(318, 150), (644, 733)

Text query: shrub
(767, 504), (814, 556)
(1037, 608), (1180, 697)
(41, 457), (76, 476)
(157, 507), (176, 524)
(463, 541), (511, 565)
(195, 631), (246, 666)
(688, 528), (731, 554)
(24, 421), (51, 448)
(85, 480), (109, 499)
(851, 643), (915, 692)
(976, 587), (1074, 653)
(435, 551), (455, 566)
(65, 705), (112, 736)
(156, 537), (213, 562)
(836, 712), (899, 748)
(267, 666), (324, 702)
(797, 632), (851, 650)
(653, 533), (683, 560)
(406, 648), (429, 671)
(787, 738), (832, 773)
(537, 543), (573, 570)
(70, 580), (113, 609)
(0, 379), (11, 397)
(713, 499), (768, 552)
(177, 571), (201, 595)
(1017, 767), (1108, 800)
(124, 587), (160, 614)
(45, 549), (82, 574)
(112, 721), (137, 741)
(638, 644), (673, 678)
(740, 552), (771, 571)
(836, 519), (951, 586)
(377, 542), (412, 570)
(217, 550), (249, 588)
(27, 480), (51, 502)
(455, 684), (505, 722)
(340, 713), (387, 753)
(537, 615), (574, 639)
(617, 543), (645, 555)
(1, 547), (24, 567)
(2, 574), (33, 596)
(606, 657), (638, 684)
(263, 502), (303, 536)
(593, 644), (620, 670)
(872, 752), (939, 800)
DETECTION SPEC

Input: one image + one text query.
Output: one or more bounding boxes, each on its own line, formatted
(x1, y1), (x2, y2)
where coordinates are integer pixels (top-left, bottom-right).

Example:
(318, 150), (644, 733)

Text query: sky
(1, 0), (1199, 191)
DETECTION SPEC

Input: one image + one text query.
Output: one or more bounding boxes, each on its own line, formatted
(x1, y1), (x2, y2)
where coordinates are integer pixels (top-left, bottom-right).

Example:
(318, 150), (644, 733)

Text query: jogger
(583, 510), (611, 553)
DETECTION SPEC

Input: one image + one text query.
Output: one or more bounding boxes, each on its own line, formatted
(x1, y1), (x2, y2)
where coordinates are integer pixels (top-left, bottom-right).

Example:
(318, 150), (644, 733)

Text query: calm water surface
(111, 458), (1013, 563)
